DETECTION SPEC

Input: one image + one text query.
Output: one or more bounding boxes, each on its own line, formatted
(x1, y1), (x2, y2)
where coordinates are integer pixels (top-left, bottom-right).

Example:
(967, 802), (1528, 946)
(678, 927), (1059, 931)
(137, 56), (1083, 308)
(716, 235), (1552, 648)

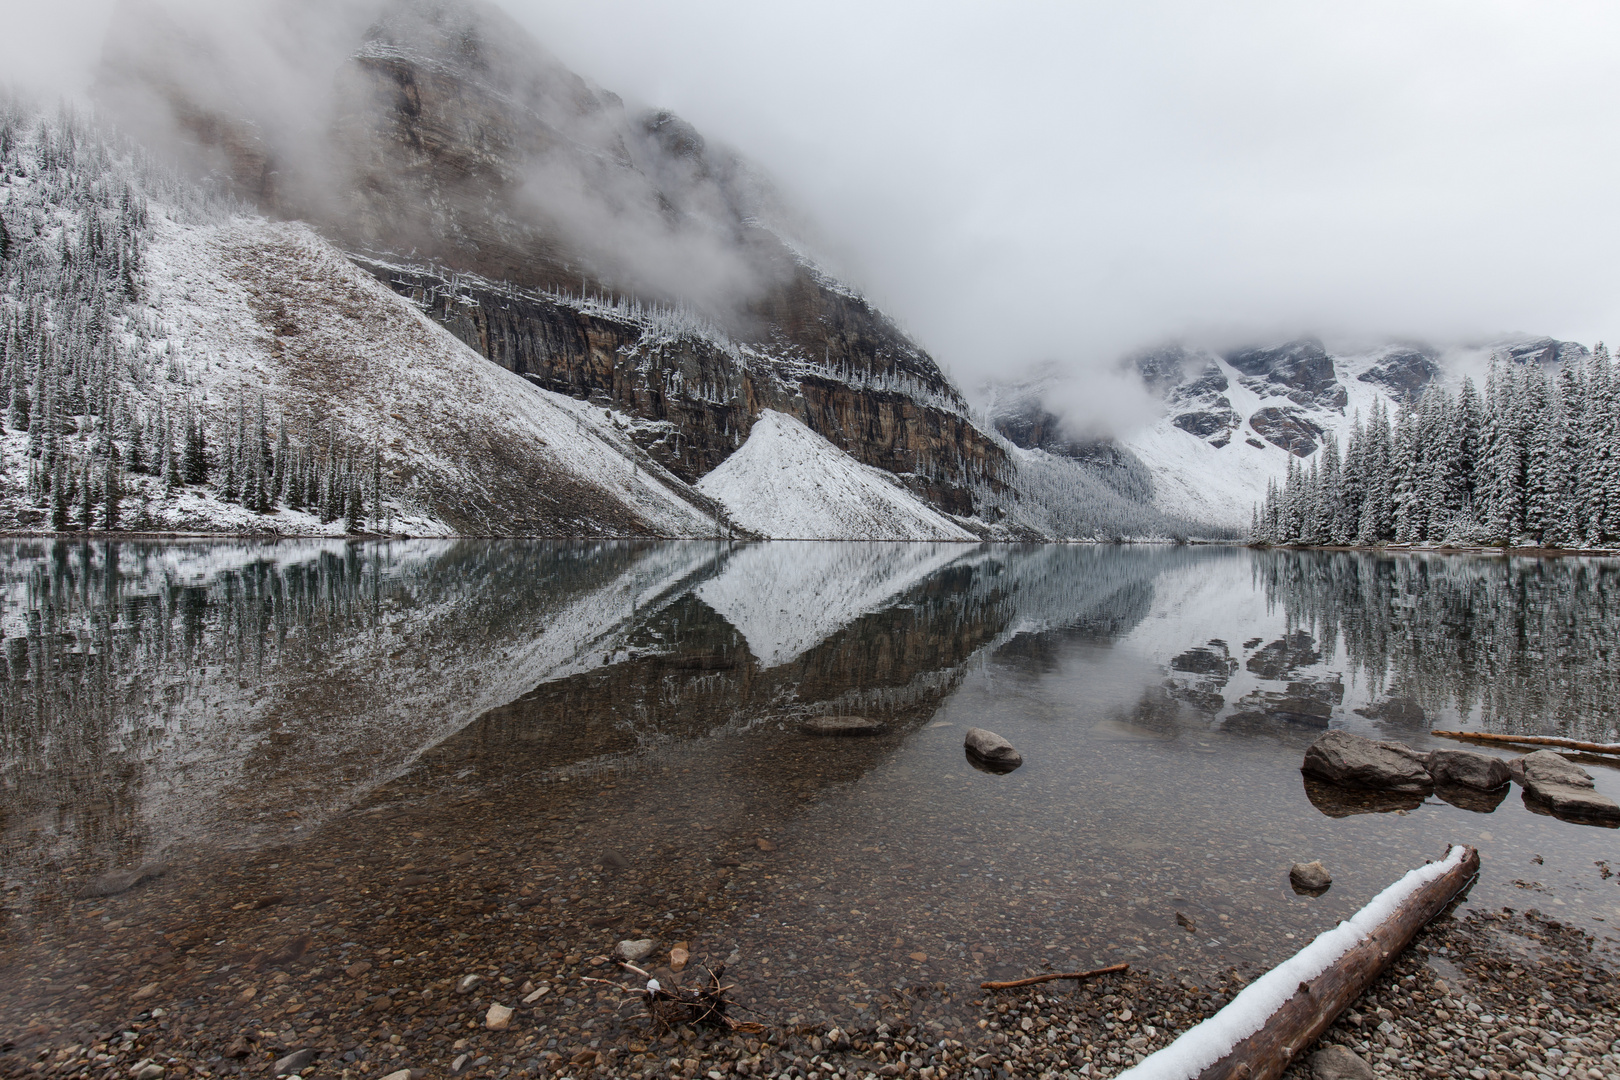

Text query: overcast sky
(8, 0), (1620, 385)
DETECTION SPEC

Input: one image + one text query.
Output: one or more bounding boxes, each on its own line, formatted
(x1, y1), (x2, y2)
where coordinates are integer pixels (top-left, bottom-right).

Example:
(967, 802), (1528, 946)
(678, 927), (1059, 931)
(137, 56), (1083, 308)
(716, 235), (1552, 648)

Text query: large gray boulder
(1301, 731), (1433, 794)
(964, 728), (1022, 773)
(1514, 750), (1620, 823)
(1427, 748), (1511, 791)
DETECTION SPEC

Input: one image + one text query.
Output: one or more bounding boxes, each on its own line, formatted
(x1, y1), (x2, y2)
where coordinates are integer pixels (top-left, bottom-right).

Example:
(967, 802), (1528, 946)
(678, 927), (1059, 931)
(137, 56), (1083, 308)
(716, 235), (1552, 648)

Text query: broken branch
(980, 962), (1130, 990)
(1431, 730), (1620, 756)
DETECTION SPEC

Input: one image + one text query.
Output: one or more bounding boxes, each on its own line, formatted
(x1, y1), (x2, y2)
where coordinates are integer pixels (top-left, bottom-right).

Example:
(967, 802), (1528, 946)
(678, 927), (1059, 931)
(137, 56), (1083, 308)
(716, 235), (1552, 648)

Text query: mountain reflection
(4, 541), (1619, 908)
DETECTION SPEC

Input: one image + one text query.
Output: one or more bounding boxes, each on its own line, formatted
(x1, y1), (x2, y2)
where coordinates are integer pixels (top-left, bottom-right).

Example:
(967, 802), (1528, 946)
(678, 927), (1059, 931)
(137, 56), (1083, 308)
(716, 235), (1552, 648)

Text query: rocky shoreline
(3, 891), (1614, 1080)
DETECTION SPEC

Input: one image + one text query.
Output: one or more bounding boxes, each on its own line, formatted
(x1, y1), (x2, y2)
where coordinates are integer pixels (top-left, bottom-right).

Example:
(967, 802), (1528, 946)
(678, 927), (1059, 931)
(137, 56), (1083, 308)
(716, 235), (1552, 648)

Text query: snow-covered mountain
(983, 336), (1595, 532)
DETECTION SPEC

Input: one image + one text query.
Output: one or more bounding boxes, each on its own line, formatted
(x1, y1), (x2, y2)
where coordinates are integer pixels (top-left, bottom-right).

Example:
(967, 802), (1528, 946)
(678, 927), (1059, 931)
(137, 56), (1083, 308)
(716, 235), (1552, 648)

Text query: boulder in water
(1289, 860), (1332, 894)
(1426, 748), (1511, 791)
(964, 728), (1022, 773)
(1514, 750), (1620, 824)
(1301, 730), (1433, 794)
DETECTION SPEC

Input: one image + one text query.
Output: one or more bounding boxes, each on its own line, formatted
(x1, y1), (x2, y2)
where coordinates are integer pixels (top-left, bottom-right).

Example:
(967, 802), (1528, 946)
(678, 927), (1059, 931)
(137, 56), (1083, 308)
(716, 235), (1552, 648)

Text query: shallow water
(3, 540), (1619, 1036)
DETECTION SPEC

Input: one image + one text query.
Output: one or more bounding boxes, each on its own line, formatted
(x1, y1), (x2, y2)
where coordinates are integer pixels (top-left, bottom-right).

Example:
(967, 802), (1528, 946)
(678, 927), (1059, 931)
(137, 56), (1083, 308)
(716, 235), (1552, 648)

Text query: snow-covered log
(1120, 844), (1479, 1080)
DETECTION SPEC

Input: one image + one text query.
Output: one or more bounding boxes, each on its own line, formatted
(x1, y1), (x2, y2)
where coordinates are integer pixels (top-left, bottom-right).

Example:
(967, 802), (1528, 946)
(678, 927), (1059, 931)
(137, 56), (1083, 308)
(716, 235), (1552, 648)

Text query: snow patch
(696, 411), (977, 541)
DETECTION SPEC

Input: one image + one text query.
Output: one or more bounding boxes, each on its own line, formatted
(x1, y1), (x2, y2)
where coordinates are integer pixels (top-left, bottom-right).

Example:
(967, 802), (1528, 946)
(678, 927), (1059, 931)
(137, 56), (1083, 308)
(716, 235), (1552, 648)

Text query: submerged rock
(78, 860), (166, 899)
(617, 939), (656, 962)
(1513, 751), (1620, 824)
(1427, 748), (1511, 791)
(964, 728), (1022, 773)
(801, 716), (884, 736)
(1301, 730), (1433, 794)
(272, 1049), (315, 1076)
(1309, 1043), (1374, 1080)
(1290, 860), (1333, 894)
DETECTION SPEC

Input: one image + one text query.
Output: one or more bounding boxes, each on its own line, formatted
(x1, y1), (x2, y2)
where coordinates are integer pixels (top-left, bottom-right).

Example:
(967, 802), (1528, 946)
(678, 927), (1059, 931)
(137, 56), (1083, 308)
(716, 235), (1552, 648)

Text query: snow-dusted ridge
(697, 410), (978, 541)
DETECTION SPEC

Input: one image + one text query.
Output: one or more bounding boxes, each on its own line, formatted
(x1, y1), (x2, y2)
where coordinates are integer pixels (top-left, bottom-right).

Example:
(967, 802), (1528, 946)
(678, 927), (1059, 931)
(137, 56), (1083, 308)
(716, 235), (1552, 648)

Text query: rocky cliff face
(98, 0), (1010, 519)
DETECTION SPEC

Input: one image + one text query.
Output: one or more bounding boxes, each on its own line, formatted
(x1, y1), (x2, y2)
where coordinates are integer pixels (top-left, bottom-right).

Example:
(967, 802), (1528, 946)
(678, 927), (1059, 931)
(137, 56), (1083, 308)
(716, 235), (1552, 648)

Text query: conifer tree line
(0, 100), (393, 533)
(1253, 345), (1620, 548)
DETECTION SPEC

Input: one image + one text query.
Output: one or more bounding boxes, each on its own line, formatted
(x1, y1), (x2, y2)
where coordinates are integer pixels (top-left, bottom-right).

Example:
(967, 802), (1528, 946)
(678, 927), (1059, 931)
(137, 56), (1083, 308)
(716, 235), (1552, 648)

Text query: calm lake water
(2, 540), (1618, 1037)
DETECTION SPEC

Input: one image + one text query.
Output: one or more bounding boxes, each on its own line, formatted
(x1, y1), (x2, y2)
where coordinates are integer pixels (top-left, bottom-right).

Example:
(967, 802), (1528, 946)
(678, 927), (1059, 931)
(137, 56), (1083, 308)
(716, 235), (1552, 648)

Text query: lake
(2, 540), (1617, 1055)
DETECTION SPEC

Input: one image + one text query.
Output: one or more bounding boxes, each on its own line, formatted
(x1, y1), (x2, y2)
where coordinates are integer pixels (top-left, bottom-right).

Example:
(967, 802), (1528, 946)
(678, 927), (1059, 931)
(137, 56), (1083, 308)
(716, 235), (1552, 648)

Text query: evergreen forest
(1253, 347), (1620, 548)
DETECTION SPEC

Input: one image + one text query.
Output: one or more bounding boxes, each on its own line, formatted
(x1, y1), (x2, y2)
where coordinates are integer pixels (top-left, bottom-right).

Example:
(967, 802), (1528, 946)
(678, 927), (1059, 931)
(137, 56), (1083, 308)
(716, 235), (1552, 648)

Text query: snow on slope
(1120, 345), (1495, 531)
(696, 410), (977, 540)
(131, 215), (721, 536)
(695, 541), (973, 667)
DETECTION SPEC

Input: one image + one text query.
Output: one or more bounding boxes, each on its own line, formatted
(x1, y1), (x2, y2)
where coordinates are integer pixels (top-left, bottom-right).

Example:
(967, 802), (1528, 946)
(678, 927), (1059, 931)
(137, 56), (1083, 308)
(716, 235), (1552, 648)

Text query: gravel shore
(4, 902), (1613, 1080)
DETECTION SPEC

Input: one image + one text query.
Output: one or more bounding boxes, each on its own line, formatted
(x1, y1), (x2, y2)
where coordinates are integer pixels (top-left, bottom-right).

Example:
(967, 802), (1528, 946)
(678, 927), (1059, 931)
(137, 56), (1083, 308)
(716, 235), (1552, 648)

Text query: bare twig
(980, 962), (1130, 990)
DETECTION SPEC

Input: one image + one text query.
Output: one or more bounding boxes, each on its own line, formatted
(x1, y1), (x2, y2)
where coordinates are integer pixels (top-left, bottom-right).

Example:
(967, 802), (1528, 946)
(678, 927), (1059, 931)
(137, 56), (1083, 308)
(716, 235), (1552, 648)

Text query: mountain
(983, 335), (1594, 531)
(94, 0), (1013, 523)
(0, 1), (1243, 540)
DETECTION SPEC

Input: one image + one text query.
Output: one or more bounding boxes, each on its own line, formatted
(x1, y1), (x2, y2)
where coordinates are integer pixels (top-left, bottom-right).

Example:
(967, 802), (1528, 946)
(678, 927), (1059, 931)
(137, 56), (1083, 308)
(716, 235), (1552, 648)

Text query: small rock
(1300, 731), (1433, 793)
(801, 716), (884, 736)
(133, 1065), (163, 1080)
(964, 728), (1023, 773)
(131, 982), (159, 1001)
(485, 1003), (513, 1030)
(617, 939), (656, 962)
(1175, 912), (1196, 932)
(345, 960), (372, 978)
(272, 1049), (315, 1076)
(1290, 861), (1332, 894)
(908, 951), (928, 962)
(450, 1055), (469, 1074)
(755, 837), (776, 851)
(456, 974), (482, 994)
(1427, 749), (1511, 790)
(669, 946), (690, 972)
(521, 984), (550, 1004)
(1309, 1044), (1374, 1080)
(600, 850), (629, 870)
(380, 1072), (412, 1080)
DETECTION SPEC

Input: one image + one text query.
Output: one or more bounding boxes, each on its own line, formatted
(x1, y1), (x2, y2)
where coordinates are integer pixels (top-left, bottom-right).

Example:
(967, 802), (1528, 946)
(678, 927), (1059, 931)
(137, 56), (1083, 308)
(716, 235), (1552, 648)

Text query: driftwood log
(1120, 844), (1479, 1080)
(1432, 730), (1620, 756)
(980, 963), (1129, 990)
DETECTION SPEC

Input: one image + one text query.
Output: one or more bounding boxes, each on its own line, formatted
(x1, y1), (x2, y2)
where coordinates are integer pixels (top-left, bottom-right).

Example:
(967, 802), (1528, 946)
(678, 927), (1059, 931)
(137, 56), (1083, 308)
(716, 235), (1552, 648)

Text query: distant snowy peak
(982, 333), (1598, 533)
(695, 411), (977, 541)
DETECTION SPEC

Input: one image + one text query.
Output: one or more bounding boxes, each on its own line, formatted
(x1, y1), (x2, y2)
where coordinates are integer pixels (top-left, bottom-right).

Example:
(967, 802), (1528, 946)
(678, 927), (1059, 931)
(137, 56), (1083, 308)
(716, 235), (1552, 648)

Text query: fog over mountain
(9, 1), (1620, 428)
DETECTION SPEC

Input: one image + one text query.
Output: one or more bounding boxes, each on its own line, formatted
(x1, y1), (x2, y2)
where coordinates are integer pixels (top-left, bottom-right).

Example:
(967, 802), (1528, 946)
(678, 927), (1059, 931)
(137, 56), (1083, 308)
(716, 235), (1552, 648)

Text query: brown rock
(1290, 860), (1332, 894)
(1300, 731), (1432, 793)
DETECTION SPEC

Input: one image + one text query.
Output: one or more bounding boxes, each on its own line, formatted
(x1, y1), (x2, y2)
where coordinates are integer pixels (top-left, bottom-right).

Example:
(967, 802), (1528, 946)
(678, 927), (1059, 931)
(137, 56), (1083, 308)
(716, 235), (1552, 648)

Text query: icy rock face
(1495, 337), (1591, 368)
(1300, 731), (1434, 794)
(1225, 339), (1348, 411)
(1355, 346), (1442, 405)
(1247, 405), (1326, 457)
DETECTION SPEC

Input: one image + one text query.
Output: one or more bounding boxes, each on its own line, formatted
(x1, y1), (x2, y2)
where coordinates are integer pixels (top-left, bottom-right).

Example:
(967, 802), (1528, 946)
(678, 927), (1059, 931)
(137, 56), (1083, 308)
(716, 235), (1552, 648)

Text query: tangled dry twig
(584, 960), (766, 1034)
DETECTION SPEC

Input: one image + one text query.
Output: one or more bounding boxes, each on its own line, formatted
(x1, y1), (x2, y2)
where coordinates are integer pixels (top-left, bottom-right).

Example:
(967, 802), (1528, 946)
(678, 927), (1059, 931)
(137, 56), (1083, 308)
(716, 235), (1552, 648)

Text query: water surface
(2, 541), (1618, 1038)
